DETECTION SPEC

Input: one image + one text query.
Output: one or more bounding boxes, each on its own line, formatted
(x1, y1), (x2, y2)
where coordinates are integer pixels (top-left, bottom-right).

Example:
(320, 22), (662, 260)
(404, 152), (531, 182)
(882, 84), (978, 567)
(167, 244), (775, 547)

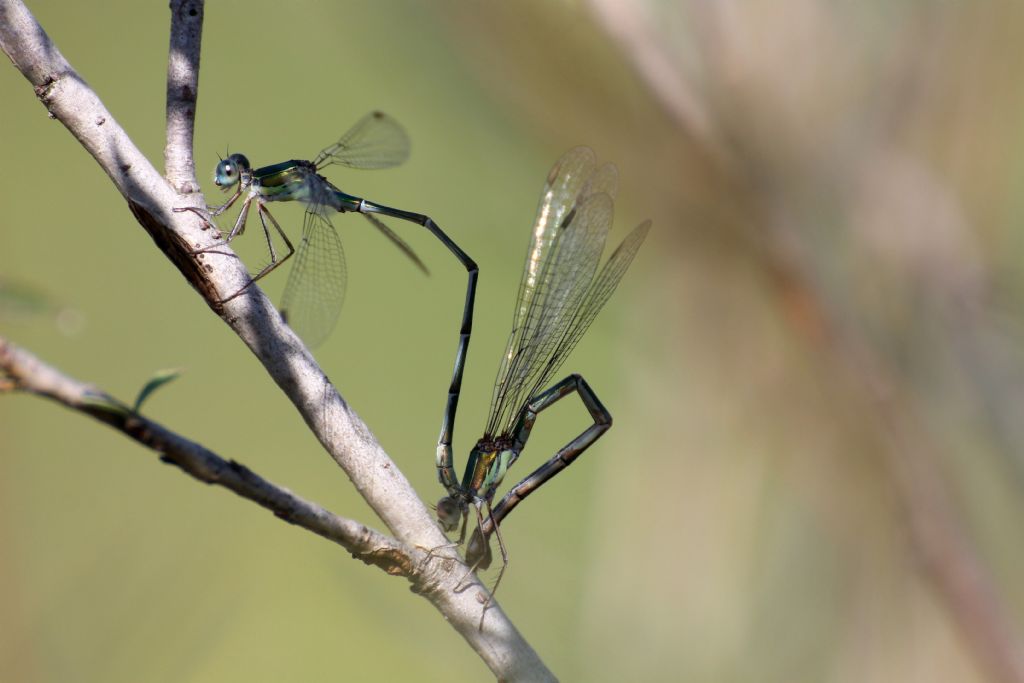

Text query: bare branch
(586, 0), (733, 170)
(165, 0), (204, 193)
(0, 0), (237, 302)
(0, 1), (555, 678)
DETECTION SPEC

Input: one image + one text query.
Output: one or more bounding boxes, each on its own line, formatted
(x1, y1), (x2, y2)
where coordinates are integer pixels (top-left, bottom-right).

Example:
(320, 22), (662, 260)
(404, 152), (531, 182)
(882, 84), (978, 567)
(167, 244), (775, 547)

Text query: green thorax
(462, 439), (519, 502)
(250, 159), (318, 202)
(250, 159), (361, 213)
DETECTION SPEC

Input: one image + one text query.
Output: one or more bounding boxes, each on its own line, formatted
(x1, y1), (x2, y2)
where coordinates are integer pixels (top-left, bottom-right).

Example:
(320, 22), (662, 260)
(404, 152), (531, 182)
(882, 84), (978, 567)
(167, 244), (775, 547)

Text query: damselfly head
(213, 153), (250, 190)
(436, 496), (463, 533)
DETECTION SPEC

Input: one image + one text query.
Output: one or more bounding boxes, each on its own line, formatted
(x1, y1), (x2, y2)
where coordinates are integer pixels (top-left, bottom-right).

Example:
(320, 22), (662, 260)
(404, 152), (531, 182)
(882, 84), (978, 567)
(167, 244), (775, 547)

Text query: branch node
(356, 546), (415, 577)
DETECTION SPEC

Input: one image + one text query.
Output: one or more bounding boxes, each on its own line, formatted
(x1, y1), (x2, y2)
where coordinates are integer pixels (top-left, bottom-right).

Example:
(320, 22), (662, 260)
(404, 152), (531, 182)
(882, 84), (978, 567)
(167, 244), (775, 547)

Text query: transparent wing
(485, 148), (608, 435)
(508, 149), (618, 348)
(495, 147), (597, 390)
(486, 191), (615, 435)
(520, 192), (614, 370)
(313, 111), (410, 171)
(506, 147), (595, 341)
(482, 143), (650, 437)
(546, 220), (651, 380)
(279, 206), (347, 349)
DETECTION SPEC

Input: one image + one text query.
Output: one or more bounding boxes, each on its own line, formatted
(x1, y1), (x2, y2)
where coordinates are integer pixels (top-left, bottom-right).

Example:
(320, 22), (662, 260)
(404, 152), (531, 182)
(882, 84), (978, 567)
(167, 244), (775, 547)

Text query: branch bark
(164, 0), (203, 193)
(0, 0), (553, 679)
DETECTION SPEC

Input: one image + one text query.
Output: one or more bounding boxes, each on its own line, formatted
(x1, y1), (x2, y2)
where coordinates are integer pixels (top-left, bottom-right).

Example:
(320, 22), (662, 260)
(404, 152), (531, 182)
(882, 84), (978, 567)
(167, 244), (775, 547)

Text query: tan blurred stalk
(437, 1), (1024, 680)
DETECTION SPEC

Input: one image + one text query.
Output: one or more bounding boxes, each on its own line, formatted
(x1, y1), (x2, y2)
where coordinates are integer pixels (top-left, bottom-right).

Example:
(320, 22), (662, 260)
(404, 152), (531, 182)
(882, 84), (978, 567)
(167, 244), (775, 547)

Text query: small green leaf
(81, 392), (132, 417)
(133, 368), (183, 412)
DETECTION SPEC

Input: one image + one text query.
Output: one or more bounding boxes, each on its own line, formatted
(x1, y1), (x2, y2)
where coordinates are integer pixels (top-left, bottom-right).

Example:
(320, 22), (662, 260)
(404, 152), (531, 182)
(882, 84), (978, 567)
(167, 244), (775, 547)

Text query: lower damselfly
(434, 146), (649, 597)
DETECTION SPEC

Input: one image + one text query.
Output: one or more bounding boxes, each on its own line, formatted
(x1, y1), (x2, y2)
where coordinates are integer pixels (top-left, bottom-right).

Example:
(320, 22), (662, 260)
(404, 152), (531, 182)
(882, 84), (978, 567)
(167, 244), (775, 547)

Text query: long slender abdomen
(327, 187), (363, 213)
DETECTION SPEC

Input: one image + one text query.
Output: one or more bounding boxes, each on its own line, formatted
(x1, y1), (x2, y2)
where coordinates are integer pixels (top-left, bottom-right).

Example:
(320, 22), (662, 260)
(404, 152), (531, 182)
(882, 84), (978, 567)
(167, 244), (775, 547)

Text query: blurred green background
(5, 1), (1024, 681)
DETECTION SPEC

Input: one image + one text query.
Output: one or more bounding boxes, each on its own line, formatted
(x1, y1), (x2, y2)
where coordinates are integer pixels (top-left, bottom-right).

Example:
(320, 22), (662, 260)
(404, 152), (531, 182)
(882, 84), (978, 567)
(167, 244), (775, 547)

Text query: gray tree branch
(165, 0), (203, 193)
(0, 0), (553, 679)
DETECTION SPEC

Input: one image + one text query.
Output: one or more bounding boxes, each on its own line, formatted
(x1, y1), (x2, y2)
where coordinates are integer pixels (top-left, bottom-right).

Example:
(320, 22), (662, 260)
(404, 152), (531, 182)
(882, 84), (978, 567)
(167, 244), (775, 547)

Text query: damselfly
(434, 146), (649, 595)
(184, 111), (477, 363)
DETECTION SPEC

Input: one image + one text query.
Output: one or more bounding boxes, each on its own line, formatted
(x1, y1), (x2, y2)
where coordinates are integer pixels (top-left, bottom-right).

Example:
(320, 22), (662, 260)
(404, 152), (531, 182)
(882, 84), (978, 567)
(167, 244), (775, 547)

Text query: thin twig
(589, 4), (1024, 681)
(0, 336), (416, 576)
(837, 320), (1024, 683)
(165, 0), (204, 193)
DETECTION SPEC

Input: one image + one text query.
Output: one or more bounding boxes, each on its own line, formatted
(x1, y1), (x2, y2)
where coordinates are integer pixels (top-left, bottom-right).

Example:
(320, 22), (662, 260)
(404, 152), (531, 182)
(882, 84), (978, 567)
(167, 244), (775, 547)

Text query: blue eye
(213, 154), (249, 188)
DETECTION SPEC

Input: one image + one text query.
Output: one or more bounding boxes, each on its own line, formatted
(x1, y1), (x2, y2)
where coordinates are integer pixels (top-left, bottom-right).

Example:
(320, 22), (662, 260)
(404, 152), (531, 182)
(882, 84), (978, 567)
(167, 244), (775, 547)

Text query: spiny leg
(180, 193), (254, 261)
(253, 203), (295, 277)
(416, 538), (465, 574)
(173, 183), (246, 241)
(208, 186), (246, 220)
(417, 503), (469, 571)
(456, 501), (504, 592)
(484, 499), (510, 594)
(474, 500), (510, 631)
(203, 201), (294, 305)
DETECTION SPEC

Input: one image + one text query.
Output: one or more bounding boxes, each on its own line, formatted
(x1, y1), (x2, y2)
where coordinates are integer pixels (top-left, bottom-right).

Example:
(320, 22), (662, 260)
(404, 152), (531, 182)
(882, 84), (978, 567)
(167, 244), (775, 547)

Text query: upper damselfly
(184, 110), (477, 353)
(183, 112), (477, 458)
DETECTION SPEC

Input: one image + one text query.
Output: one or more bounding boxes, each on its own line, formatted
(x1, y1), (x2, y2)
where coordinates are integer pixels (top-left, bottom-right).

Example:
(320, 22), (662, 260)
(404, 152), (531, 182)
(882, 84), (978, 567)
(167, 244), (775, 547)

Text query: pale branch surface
(165, 0), (204, 193)
(0, 0), (555, 680)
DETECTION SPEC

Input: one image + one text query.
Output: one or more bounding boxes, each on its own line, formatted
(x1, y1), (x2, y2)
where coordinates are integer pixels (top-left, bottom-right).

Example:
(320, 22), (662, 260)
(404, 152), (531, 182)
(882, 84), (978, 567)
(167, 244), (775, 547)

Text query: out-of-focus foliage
(3, 1), (1024, 682)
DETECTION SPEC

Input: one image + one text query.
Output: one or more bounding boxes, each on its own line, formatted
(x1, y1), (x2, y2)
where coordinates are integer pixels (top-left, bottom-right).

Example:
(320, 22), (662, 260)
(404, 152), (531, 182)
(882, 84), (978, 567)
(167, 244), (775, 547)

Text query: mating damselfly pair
(185, 113), (649, 602)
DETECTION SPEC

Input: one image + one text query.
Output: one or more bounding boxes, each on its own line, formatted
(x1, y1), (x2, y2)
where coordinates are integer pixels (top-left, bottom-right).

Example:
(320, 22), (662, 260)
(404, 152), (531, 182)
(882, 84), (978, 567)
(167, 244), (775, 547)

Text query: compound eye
(214, 159), (238, 188)
(435, 497), (462, 532)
